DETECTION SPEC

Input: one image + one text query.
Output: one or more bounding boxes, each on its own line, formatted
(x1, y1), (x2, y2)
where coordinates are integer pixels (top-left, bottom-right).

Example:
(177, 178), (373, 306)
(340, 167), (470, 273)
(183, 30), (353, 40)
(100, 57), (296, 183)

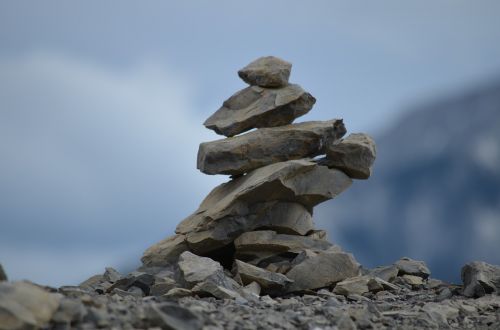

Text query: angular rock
(177, 159), (352, 235)
(333, 276), (398, 296)
(198, 119), (346, 175)
(242, 281), (261, 297)
(285, 250), (360, 292)
(145, 302), (202, 330)
(394, 257), (431, 279)
(106, 272), (155, 295)
(204, 84), (315, 137)
(306, 230), (328, 240)
(321, 133), (376, 179)
(51, 297), (87, 325)
(234, 260), (293, 293)
(0, 264), (6, 281)
(402, 274), (424, 287)
(142, 234), (189, 267)
(461, 261), (500, 298)
(422, 302), (459, 327)
(185, 201), (314, 254)
(367, 265), (399, 283)
(150, 278), (178, 296)
(0, 281), (61, 330)
(234, 230), (333, 255)
(164, 288), (193, 298)
(238, 56), (292, 87)
(103, 267), (122, 283)
(192, 281), (242, 300)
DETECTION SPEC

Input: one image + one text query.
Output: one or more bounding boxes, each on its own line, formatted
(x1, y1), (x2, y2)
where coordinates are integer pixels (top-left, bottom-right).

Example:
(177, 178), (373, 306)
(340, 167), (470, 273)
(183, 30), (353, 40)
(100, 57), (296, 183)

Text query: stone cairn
(140, 56), (379, 298)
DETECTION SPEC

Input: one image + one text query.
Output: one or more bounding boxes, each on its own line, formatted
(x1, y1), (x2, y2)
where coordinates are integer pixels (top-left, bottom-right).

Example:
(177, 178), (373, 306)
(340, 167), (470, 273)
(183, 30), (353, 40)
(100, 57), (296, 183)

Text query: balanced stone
(204, 84), (315, 137)
(238, 56), (292, 87)
(177, 160), (351, 235)
(198, 119), (346, 175)
(321, 133), (376, 179)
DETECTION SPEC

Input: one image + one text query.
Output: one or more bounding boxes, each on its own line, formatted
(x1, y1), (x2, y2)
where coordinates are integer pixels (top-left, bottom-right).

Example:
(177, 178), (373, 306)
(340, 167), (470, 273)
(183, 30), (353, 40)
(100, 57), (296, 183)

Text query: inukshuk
(141, 56), (377, 297)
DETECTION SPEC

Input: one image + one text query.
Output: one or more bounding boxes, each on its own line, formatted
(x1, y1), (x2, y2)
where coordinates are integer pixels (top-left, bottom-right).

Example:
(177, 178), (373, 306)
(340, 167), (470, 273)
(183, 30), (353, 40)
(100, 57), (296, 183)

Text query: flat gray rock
(186, 201), (314, 254)
(286, 250), (360, 292)
(141, 234), (189, 267)
(333, 275), (399, 296)
(238, 56), (292, 87)
(462, 261), (500, 298)
(204, 84), (315, 137)
(0, 281), (61, 330)
(234, 260), (293, 293)
(198, 119), (346, 175)
(176, 159), (352, 235)
(322, 133), (376, 179)
(394, 257), (431, 279)
(367, 265), (399, 283)
(145, 302), (202, 330)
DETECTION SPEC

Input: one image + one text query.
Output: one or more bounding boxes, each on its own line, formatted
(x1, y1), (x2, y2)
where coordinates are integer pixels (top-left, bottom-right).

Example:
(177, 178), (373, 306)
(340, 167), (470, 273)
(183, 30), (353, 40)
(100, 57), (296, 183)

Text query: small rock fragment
(238, 56), (292, 87)
(145, 302), (202, 330)
(234, 260), (293, 293)
(394, 257), (431, 279)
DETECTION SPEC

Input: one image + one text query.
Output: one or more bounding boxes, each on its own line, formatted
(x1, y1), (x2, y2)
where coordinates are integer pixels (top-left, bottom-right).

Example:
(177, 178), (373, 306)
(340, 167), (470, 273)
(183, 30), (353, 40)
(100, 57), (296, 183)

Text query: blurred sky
(1, 1), (500, 286)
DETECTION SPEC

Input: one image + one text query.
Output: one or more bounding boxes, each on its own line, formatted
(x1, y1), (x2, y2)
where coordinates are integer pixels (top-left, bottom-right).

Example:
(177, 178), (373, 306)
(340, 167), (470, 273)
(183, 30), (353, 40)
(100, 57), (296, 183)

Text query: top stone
(238, 56), (292, 87)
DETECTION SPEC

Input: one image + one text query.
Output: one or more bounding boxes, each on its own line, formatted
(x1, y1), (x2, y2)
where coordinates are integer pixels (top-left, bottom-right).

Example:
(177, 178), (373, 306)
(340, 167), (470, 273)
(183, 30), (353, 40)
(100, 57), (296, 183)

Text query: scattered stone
(178, 252), (226, 288)
(51, 297), (87, 325)
(204, 84), (315, 137)
(234, 260), (293, 293)
(150, 278), (178, 296)
(164, 288), (193, 299)
(402, 274), (424, 287)
(321, 133), (376, 179)
(198, 119), (345, 175)
(103, 267), (122, 283)
(192, 281), (242, 300)
(243, 281), (261, 297)
(176, 159), (351, 235)
(422, 302), (459, 327)
(142, 234), (189, 267)
(145, 302), (203, 330)
(367, 265), (399, 282)
(394, 257), (431, 279)
(333, 276), (399, 296)
(286, 250), (360, 292)
(0, 281), (61, 330)
(0, 264), (7, 281)
(461, 261), (500, 298)
(238, 56), (292, 88)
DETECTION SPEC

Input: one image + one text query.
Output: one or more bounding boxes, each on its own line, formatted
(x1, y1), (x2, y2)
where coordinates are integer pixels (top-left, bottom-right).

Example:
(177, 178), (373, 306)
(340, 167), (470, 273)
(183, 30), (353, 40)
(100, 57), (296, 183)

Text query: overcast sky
(1, 1), (500, 286)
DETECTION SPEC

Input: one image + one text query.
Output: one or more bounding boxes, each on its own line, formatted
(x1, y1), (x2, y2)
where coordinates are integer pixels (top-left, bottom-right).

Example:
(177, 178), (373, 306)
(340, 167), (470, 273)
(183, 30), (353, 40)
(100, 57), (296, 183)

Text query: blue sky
(1, 1), (500, 286)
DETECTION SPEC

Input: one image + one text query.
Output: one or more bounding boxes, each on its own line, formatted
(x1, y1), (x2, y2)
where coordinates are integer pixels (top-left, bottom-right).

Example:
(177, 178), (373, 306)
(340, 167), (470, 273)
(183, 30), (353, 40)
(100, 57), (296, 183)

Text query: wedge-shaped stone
(394, 257), (431, 279)
(186, 202), (314, 254)
(234, 230), (332, 254)
(234, 260), (293, 294)
(285, 250), (360, 292)
(204, 84), (315, 137)
(198, 119), (346, 175)
(238, 56), (292, 87)
(321, 133), (376, 179)
(462, 261), (500, 298)
(141, 234), (189, 267)
(333, 275), (398, 296)
(176, 159), (352, 235)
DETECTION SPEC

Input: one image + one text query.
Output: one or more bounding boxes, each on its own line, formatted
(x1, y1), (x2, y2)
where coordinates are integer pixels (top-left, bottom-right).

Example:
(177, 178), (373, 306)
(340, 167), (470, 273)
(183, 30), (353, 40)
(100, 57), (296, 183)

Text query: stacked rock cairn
(140, 56), (380, 298)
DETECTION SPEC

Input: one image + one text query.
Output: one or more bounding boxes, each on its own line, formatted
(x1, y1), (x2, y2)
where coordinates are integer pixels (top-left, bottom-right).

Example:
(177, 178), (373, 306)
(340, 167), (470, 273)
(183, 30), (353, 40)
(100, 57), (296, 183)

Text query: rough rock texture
(286, 250), (360, 292)
(0, 281), (61, 330)
(238, 56), (292, 87)
(176, 159), (352, 235)
(462, 261), (500, 298)
(395, 257), (431, 279)
(322, 133), (376, 179)
(198, 119), (346, 175)
(204, 84), (315, 137)
(141, 234), (189, 267)
(234, 260), (293, 293)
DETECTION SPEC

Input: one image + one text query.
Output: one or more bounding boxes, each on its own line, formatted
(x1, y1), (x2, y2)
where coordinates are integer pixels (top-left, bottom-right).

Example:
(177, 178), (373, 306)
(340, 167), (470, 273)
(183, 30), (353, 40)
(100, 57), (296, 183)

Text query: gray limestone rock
(164, 288), (193, 298)
(0, 281), (61, 330)
(0, 264), (6, 281)
(204, 84), (315, 137)
(333, 276), (399, 296)
(367, 265), (399, 283)
(234, 260), (293, 293)
(394, 257), (431, 279)
(185, 201), (314, 254)
(238, 56), (292, 87)
(176, 159), (352, 235)
(198, 119), (346, 175)
(322, 133), (376, 179)
(192, 281), (243, 300)
(285, 250), (360, 292)
(142, 234), (190, 267)
(145, 302), (202, 330)
(150, 278), (178, 296)
(461, 261), (500, 298)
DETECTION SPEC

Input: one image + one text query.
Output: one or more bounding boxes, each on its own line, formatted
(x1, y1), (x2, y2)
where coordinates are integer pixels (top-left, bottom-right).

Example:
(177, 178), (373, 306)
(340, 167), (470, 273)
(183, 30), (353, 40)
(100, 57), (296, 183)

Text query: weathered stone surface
(333, 276), (398, 296)
(192, 281), (242, 300)
(234, 230), (332, 255)
(145, 302), (202, 330)
(395, 257), (431, 279)
(185, 202), (314, 254)
(0, 281), (61, 330)
(306, 230), (328, 240)
(150, 278), (178, 296)
(141, 234), (189, 267)
(422, 302), (459, 327)
(103, 267), (122, 283)
(204, 84), (315, 137)
(178, 251), (225, 287)
(0, 264), (6, 281)
(198, 120), (346, 175)
(286, 250), (360, 292)
(238, 56), (292, 87)
(106, 272), (155, 295)
(367, 265), (399, 283)
(177, 159), (352, 235)
(402, 274), (424, 286)
(321, 133), (376, 179)
(462, 261), (500, 298)
(234, 260), (293, 293)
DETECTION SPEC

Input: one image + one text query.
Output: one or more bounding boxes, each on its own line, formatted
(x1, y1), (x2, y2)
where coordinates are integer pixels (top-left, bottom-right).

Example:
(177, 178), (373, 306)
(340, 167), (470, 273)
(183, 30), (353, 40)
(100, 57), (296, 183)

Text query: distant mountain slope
(316, 79), (500, 282)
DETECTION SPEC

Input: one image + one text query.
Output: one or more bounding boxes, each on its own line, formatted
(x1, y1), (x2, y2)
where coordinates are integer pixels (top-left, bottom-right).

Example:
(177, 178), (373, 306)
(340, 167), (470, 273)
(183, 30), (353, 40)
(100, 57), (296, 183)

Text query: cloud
(0, 52), (224, 286)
